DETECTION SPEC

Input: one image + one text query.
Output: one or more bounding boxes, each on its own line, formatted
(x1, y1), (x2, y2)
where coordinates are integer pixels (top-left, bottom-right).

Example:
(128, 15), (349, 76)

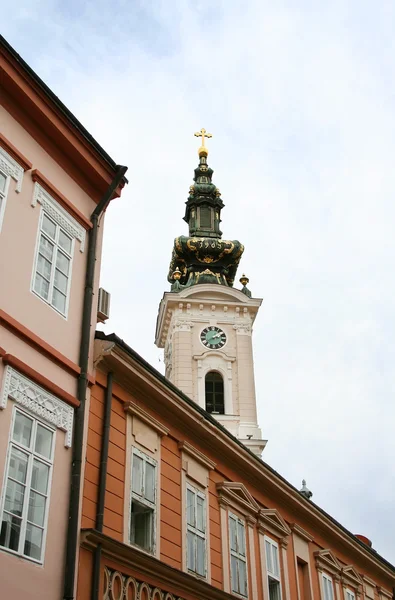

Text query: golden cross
(194, 128), (212, 147)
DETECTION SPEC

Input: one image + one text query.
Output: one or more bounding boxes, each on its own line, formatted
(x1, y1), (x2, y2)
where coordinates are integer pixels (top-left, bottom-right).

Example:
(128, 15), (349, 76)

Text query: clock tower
(155, 130), (266, 455)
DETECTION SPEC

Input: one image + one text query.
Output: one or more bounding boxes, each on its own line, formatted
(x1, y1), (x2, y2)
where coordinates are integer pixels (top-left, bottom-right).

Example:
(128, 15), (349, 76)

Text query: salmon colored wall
(0, 107), (104, 370)
(160, 436), (182, 569)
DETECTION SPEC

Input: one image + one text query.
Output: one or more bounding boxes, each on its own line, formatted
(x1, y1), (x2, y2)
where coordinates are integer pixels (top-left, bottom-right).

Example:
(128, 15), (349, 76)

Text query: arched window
(205, 372), (224, 414)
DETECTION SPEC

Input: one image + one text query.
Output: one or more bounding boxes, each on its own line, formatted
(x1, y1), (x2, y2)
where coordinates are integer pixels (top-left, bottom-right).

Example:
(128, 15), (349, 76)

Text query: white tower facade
(155, 284), (266, 455)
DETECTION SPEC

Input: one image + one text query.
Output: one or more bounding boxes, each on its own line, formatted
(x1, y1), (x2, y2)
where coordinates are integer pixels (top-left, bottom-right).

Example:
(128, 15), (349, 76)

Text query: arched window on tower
(205, 372), (224, 414)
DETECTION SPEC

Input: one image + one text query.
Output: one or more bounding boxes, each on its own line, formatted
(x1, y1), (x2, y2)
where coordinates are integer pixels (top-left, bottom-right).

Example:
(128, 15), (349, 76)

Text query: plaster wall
(0, 107), (104, 369)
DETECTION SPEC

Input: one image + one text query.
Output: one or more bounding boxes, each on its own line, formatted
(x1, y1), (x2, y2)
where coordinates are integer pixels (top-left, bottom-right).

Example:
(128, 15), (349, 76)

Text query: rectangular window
(265, 536), (282, 600)
(322, 573), (334, 600)
(345, 590), (355, 600)
(186, 483), (206, 577)
(32, 211), (74, 316)
(229, 513), (248, 597)
(130, 448), (157, 553)
(0, 168), (10, 232)
(0, 408), (55, 563)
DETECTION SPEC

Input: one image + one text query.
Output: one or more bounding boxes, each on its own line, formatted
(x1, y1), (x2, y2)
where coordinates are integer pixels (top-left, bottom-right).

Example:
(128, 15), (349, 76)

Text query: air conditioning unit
(97, 288), (111, 323)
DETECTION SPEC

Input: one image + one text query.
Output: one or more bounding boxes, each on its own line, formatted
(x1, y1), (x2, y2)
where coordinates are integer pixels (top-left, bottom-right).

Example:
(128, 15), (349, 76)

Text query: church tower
(155, 130), (266, 455)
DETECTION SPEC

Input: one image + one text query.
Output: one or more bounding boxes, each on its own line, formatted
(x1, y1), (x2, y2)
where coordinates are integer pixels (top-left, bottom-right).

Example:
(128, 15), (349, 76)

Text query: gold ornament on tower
(194, 127), (212, 157)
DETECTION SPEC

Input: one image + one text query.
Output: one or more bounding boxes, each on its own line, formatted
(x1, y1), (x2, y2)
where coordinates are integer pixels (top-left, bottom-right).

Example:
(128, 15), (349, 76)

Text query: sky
(3, 0), (395, 564)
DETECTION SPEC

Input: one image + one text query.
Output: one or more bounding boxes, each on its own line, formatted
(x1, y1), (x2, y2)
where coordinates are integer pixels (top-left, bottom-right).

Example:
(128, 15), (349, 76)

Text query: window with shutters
(130, 448), (157, 553)
(32, 210), (74, 317)
(186, 483), (206, 577)
(322, 573), (334, 600)
(0, 407), (55, 563)
(345, 590), (355, 600)
(229, 513), (248, 597)
(265, 536), (282, 600)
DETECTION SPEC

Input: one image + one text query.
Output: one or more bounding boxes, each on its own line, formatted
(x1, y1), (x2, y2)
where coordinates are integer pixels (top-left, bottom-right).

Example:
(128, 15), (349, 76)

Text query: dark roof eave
(0, 35), (128, 185)
(94, 330), (395, 575)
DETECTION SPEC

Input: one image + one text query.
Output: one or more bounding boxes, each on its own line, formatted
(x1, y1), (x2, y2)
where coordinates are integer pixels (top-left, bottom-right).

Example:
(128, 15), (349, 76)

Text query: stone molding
(124, 401), (169, 437)
(0, 145), (24, 192)
(32, 182), (86, 252)
(314, 549), (341, 578)
(178, 440), (216, 470)
(290, 522), (314, 542)
(103, 566), (185, 600)
(258, 508), (291, 542)
(0, 366), (74, 447)
(216, 481), (259, 516)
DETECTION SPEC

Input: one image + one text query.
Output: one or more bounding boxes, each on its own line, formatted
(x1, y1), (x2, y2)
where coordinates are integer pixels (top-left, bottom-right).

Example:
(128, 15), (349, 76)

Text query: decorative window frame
(0, 405), (55, 564)
(124, 402), (168, 558)
(345, 588), (356, 600)
(264, 535), (282, 599)
(0, 146), (25, 233)
(217, 482), (259, 599)
(229, 511), (248, 597)
(31, 183), (86, 252)
(179, 441), (215, 582)
(186, 481), (207, 579)
(0, 146), (24, 193)
(0, 366), (74, 447)
(314, 550), (341, 600)
(322, 572), (335, 600)
(341, 566), (363, 599)
(258, 509), (291, 600)
(195, 350), (236, 415)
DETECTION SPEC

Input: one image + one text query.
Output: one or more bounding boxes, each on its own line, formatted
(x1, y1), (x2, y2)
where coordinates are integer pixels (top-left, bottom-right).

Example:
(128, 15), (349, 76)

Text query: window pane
(52, 288), (66, 313)
(144, 462), (155, 503)
(39, 235), (54, 260)
(229, 516), (237, 551)
(4, 480), (25, 516)
(187, 531), (195, 571)
(31, 460), (50, 494)
(130, 500), (153, 551)
(132, 454), (143, 495)
(42, 214), (56, 239)
(230, 555), (238, 593)
(37, 254), (52, 281)
(269, 578), (281, 600)
(13, 413), (33, 448)
(54, 268), (68, 294)
(196, 495), (205, 532)
(266, 540), (273, 573)
(0, 512), (21, 551)
(272, 543), (279, 577)
(56, 251), (70, 275)
(24, 523), (43, 560)
(28, 491), (46, 527)
(196, 535), (205, 576)
(8, 447), (28, 483)
(34, 273), (50, 300)
(59, 230), (72, 253)
(237, 520), (245, 556)
(35, 425), (53, 459)
(239, 558), (247, 596)
(0, 171), (6, 193)
(187, 488), (195, 526)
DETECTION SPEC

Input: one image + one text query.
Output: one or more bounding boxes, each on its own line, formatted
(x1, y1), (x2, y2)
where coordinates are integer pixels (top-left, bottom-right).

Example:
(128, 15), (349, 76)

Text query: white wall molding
(0, 146), (24, 193)
(31, 182), (86, 252)
(0, 366), (74, 447)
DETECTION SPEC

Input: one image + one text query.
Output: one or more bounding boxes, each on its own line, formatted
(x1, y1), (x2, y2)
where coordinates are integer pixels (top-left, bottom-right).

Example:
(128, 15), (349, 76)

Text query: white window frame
(345, 589), (355, 600)
(0, 166), (11, 233)
(229, 512), (248, 597)
(129, 447), (157, 554)
(265, 535), (282, 600)
(322, 573), (335, 600)
(0, 406), (55, 564)
(186, 482), (207, 578)
(31, 208), (75, 318)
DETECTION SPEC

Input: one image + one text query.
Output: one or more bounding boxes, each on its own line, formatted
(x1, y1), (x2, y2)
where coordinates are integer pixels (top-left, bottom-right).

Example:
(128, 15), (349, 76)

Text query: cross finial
(194, 128), (212, 156)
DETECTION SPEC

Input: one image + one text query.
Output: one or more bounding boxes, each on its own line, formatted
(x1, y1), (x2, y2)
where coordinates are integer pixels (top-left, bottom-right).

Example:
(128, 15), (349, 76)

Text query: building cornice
(81, 529), (239, 600)
(93, 333), (395, 581)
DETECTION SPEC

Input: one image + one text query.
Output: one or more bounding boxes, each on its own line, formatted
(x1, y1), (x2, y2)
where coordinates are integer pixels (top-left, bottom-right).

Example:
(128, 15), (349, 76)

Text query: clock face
(200, 326), (227, 349)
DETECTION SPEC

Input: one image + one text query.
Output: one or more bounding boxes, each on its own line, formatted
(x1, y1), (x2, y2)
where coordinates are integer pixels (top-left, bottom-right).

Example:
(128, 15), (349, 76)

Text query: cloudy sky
(4, 0), (395, 563)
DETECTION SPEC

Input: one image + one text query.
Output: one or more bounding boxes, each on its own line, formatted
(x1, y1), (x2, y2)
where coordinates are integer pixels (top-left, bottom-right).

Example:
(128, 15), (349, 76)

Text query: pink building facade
(0, 36), (127, 599)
